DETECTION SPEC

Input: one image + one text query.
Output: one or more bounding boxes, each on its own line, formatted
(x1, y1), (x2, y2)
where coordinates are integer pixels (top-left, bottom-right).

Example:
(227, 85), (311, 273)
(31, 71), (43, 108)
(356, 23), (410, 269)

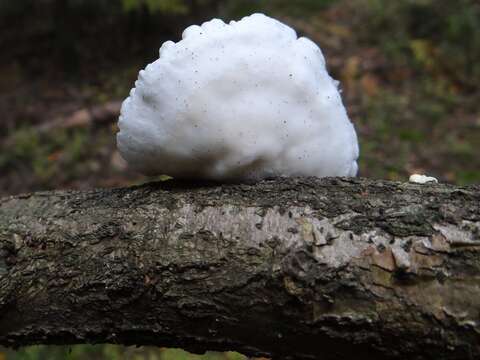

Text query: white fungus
(117, 13), (359, 181)
(409, 174), (438, 184)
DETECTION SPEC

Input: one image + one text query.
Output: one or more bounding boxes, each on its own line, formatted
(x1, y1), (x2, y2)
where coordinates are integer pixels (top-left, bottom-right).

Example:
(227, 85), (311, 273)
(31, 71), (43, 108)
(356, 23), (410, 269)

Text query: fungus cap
(117, 13), (359, 180)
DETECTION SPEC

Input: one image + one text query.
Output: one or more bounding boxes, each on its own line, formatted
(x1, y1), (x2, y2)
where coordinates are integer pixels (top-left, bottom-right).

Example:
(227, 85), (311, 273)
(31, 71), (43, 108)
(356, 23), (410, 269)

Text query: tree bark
(0, 177), (479, 359)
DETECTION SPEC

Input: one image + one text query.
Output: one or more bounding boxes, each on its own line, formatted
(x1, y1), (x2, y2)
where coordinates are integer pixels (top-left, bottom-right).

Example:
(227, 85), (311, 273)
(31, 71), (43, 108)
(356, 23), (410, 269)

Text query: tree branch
(0, 177), (479, 359)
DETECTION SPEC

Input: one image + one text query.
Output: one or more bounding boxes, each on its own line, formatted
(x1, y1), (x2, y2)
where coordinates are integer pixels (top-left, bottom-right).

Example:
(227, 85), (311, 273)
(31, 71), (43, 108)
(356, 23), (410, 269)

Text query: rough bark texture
(0, 177), (479, 359)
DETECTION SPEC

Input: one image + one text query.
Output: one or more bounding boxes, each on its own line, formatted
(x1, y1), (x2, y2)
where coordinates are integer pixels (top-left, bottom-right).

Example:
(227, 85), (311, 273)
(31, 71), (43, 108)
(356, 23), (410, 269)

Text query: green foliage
(0, 127), (55, 182)
(121, 0), (189, 14)
(0, 0), (190, 16)
(357, 0), (480, 90)
(264, 0), (336, 16)
(223, 0), (336, 18)
(0, 126), (94, 186)
(0, 346), (247, 360)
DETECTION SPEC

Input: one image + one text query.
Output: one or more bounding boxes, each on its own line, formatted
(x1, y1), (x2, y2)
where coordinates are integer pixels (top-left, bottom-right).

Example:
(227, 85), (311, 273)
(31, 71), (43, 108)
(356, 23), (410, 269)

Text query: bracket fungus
(117, 13), (359, 181)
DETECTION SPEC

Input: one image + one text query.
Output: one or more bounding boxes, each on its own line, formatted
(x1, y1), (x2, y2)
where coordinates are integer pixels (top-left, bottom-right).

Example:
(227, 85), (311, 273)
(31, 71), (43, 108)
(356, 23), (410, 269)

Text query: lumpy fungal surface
(117, 13), (359, 181)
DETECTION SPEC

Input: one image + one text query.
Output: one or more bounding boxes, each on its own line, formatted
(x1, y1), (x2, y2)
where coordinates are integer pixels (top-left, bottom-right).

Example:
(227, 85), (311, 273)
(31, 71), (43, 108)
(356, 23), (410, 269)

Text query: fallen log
(0, 177), (479, 359)
(37, 100), (122, 132)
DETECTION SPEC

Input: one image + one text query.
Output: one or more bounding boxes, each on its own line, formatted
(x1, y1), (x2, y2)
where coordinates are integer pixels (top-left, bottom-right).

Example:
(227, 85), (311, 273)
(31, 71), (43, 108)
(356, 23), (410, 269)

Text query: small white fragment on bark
(409, 174), (438, 184)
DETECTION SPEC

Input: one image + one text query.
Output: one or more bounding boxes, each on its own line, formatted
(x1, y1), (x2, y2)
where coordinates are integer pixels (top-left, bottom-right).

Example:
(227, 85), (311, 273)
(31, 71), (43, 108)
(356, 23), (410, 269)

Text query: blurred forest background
(0, 0), (479, 358)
